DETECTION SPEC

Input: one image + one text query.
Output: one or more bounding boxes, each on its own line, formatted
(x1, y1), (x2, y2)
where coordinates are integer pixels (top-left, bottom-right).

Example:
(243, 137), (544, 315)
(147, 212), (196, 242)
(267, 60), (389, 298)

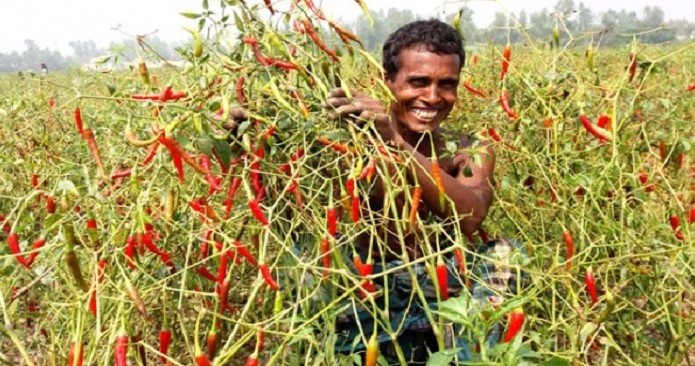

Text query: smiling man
(325, 20), (518, 364)
(327, 19), (495, 259)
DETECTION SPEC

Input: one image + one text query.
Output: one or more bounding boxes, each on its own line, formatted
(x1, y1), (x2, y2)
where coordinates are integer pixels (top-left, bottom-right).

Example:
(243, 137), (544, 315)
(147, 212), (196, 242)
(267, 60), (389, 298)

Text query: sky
(1, 0), (693, 55)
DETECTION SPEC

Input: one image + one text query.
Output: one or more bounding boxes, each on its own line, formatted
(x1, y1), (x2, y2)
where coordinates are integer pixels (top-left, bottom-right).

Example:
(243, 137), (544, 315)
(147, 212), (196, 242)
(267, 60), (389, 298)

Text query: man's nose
(424, 84), (442, 105)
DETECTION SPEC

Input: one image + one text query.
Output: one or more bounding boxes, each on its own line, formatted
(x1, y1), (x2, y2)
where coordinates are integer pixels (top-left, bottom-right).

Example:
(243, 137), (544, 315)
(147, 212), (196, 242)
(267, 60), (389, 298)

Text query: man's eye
(440, 81), (458, 90)
(410, 79), (428, 87)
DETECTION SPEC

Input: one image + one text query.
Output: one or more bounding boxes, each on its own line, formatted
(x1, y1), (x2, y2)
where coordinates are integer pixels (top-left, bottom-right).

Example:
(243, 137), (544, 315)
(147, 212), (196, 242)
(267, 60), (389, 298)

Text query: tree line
(1, 0), (692, 73)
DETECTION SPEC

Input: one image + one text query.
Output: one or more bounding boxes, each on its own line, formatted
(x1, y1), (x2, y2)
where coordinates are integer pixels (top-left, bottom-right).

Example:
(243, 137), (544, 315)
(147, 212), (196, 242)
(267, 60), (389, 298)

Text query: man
(325, 19), (520, 364)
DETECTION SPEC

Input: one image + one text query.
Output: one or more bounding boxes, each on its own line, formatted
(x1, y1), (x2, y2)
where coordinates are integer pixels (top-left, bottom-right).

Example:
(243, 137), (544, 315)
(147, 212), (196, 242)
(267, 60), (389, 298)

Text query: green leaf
(197, 134), (214, 157)
(579, 322), (598, 346)
(237, 120), (251, 135)
(445, 141), (457, 154)
(180, 12), (201, 19)
(426, 349), (458, 365)
(57, 180), (78, 197)
(433, 296), (472, 325)
(538, 356), (570, 366)
(93, 56), (111, 64)
(211, 139), (232, 168)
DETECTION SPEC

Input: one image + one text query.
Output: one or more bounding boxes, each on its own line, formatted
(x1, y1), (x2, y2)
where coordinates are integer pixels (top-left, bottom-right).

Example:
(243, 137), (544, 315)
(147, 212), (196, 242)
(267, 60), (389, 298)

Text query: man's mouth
(411, 108), (438, 121)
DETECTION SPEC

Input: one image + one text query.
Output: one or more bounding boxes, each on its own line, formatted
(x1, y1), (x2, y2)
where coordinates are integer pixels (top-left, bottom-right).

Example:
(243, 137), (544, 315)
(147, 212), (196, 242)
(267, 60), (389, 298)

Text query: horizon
(2, 0), (692, 56)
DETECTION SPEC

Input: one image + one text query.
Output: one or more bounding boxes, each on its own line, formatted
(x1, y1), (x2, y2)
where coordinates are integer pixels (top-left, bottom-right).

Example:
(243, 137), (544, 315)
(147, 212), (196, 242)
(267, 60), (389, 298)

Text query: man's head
(382, 19), (465, 81)
(381, 20), (465, 135)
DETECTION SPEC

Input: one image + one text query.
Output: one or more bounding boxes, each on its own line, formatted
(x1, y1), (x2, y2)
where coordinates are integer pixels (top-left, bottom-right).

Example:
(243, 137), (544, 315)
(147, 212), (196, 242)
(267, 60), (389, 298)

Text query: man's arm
(395, 135), (495, 235)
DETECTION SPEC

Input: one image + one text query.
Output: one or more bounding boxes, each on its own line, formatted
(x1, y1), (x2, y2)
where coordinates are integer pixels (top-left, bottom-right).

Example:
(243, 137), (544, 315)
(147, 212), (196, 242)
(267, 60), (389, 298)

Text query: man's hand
(325, 88), (400, 144)
(221, 106), (249, 133)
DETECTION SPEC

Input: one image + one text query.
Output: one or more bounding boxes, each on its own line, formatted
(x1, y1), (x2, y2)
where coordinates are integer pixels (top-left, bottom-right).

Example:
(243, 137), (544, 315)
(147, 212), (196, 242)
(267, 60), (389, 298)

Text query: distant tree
(486, 12), (510, 44)
(352, 8), (417, 51)
(576, 2), (593, 33)
(528, 8), (553, 42)
(68, 40), (101, 61)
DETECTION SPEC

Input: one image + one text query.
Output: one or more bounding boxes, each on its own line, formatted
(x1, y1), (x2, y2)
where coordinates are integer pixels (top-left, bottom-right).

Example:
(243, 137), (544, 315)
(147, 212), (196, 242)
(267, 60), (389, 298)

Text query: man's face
(386, 46), (461, 134)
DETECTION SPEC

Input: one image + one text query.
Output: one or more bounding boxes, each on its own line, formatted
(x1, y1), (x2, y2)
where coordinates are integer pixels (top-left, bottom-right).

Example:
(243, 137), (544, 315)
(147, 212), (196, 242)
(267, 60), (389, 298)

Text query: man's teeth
(413, 109), (437, 120)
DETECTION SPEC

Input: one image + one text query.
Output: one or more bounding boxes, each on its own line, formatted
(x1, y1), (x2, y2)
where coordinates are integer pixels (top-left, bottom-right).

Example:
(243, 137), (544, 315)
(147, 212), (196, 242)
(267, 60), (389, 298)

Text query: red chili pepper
(356, 157), (376, 182)
(478, 229), (489, 244)
(233, 240), (257, 266)
(543, 117), (552, 129)
(25, 238), (46, 268)
(669, 215), (684, 241)
(628, 52), (637, 82)
(686, 81), (695, 91)
(140, 141), (160, 166)
(110, 168), (132, 180)
(114, 331), (129, 366)
(499, 89), (518, 119)
(463, 78), (486, 98)
(316, 137), (350, 154)
(500, 44), (512, 80)
(597, 114), (611, 130)
(320, 236), (330, 278)
(245, 354), (259, 366)
(327, 206), (337, 237)
(158, 133), (208, 182)
(352, 253), (366, 274)
(676, 152), (683, 170)
(304, 0), (325, 19)
(563, 230), (574, 271)
(690, 207), (695, 224)
(48, 97), (55, 108)
(248, 198), (269, 226)
(659, 140), (667, 162)
(46, 195), (56, 213)
(74, 107), (84, 135)
(207, 328), (218, 360)
(159, 328), (172, 364)
(431, 158), (445, 209)
(199, 155), (222, 193)
(346, 178), (355, 197)
(217, 277), (231, 310)
(453, 247), (466, 275)
(260, 263), (280, 290)
(487, 128), (502, 143)
(262, 0), (274, 13)
(436, 257), (449, 300)
(67, 342), (84, 366)
(81, 128), (105, 177)
(195, 266), (217, 282)
(502, 307), (525, 342)
(196, 353), (213, 366)
(235, 76), (247, 105)
(125, 235), (137, 269)
(585, 266), (598, 306)
(579, 113), (610, 143)
(351, 195), (361, 223)
(31, 174), (39, 189)
(301, 19), (339, 63)
(224, 176), (242, 219)
(638, 171), (655, 192)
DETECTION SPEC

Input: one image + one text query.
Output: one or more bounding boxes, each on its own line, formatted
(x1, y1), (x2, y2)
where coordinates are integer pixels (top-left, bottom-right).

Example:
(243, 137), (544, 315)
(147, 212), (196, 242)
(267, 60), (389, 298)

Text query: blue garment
(330, 238), (527, 364)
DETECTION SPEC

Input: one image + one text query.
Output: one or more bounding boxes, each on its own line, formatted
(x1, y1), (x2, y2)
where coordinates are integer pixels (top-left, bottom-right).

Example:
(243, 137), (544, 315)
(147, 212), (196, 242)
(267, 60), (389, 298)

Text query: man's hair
(382, 19), (465, 80)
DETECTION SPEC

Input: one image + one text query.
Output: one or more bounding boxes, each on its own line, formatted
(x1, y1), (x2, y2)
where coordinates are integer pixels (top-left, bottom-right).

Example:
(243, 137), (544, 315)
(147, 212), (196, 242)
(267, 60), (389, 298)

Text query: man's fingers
(325, 97), (351, 109)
